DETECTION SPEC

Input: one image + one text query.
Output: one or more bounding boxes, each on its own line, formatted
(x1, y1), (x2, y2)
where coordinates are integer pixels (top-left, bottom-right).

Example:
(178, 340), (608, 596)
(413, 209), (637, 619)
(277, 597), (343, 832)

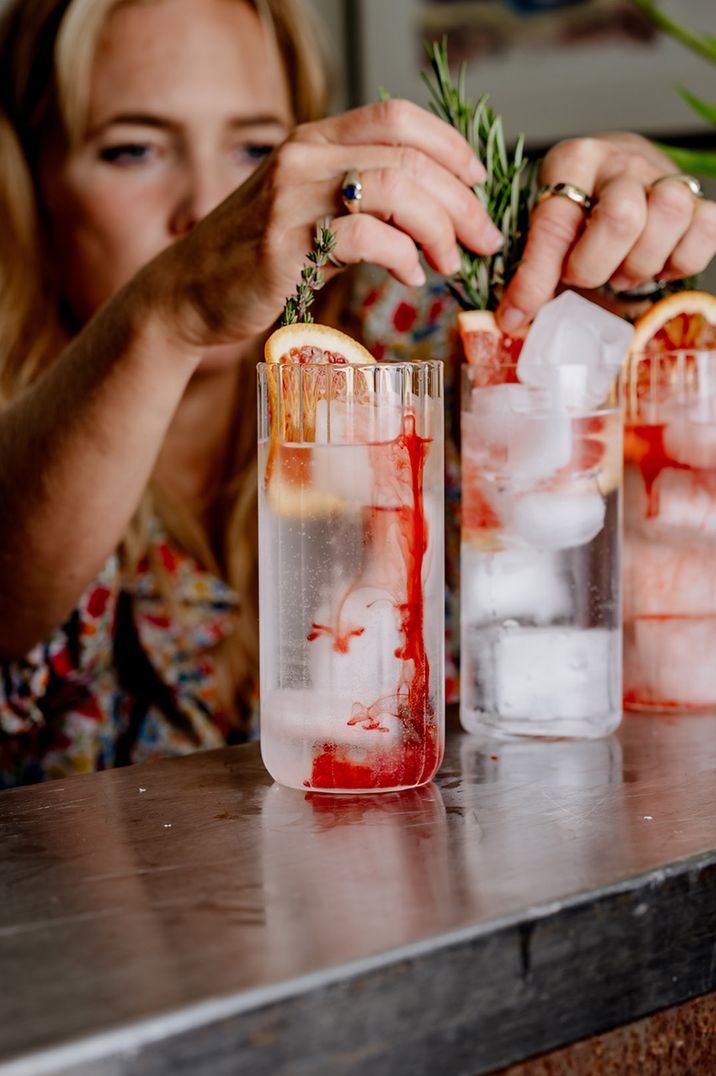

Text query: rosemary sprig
(422, 38), (536, 311)
(280, 224), (337, 325)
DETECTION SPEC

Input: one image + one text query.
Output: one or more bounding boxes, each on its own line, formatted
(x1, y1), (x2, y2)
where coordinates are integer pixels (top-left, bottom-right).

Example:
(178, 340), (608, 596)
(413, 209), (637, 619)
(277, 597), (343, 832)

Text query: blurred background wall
(309, 0), (715, 287)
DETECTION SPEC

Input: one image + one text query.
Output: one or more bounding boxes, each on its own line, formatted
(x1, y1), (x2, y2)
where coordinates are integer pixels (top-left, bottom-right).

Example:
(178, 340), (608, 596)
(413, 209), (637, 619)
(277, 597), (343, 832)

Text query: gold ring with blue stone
(341, 170), (363, 214)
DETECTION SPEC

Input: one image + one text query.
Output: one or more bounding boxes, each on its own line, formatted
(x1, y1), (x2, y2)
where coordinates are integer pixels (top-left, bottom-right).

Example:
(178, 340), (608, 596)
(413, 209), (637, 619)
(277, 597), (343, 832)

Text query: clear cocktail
(624, 348), (716, 709)
(460, 358), (622, 739)
(258, 360), (444, 791)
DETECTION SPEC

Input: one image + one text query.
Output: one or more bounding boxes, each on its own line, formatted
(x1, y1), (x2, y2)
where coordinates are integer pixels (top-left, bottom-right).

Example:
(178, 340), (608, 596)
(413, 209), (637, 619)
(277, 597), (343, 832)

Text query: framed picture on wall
(353, 0), (715, 147)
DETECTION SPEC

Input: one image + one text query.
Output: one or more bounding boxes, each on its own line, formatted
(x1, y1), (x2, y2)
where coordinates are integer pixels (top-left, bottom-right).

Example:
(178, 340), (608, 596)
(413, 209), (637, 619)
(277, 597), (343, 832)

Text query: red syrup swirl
(305, 412), (441, 790)
(625, 423), (690, 517)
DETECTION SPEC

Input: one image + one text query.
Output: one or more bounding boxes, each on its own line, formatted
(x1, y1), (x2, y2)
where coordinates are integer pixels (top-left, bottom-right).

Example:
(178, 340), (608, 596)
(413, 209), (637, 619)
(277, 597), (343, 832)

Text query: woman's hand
(151, 100), (504, 351)
(498, 132), (716, 332)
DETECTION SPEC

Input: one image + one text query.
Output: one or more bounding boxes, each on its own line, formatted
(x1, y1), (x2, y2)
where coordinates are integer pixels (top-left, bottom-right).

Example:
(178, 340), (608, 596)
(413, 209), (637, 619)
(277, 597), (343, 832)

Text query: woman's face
(40, 0), (294, 350)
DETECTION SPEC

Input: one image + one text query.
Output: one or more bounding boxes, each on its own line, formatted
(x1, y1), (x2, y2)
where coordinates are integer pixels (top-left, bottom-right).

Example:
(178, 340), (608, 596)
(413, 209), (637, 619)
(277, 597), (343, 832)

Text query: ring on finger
(647, 173), (703, 199)
(341, 169), (363, 214)
(315, 215), (346, 268)
(536, 181), (594, 213)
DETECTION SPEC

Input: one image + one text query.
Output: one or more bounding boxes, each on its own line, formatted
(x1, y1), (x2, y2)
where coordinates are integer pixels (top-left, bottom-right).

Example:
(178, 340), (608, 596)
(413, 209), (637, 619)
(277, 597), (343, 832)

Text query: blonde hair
(0, 0), (328, 727)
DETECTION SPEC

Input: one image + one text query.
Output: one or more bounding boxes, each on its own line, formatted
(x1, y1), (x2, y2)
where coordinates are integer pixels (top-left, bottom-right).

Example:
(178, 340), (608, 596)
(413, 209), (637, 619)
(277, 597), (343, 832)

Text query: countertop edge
(3, 847), (714, 1076)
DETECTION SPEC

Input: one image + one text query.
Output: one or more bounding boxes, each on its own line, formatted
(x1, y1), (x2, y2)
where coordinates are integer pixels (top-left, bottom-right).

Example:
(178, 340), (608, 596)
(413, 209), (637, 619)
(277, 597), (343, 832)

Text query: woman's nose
(168, 162), (232, 237)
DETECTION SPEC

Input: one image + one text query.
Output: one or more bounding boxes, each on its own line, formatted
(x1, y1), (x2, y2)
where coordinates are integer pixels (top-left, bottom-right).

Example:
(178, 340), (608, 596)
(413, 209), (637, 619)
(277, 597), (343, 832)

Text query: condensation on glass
(258, 360), (444, 791)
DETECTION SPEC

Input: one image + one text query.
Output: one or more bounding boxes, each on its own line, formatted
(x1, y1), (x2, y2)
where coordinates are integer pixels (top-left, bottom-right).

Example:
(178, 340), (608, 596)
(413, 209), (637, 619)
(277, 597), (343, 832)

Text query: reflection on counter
(260, 782), (453, 966)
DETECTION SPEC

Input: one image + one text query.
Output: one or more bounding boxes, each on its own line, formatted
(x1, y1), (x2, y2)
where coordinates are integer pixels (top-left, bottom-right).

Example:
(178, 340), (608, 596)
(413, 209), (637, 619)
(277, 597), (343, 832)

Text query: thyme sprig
(422, 38), (536, 311)
(280, 224), (337, 325)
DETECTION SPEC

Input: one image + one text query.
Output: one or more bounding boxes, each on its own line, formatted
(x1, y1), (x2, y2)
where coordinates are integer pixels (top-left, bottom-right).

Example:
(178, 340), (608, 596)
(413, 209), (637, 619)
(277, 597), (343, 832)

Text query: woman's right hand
(149, 99), (503, 352)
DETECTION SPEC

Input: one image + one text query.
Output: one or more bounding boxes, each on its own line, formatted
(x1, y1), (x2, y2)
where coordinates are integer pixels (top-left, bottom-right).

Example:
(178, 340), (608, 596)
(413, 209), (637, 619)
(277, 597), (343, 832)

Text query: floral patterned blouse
(0, 270), (461, 788)
(0, 528), (245, 788)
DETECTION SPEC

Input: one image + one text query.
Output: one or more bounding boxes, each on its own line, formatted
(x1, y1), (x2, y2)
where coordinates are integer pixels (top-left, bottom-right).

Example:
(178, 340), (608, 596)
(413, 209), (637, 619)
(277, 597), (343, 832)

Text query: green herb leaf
(280, 225), (337, 326)
(422, 38), (536, 310)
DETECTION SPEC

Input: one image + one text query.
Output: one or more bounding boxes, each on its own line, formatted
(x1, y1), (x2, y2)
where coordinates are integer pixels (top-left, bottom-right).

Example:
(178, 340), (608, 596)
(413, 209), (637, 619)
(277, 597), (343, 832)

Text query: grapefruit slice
(626, 290), (716, 422)
(457, 310), (526, 385)
(263, 323), (375, 509)
(265, 323), (375, 366)
(264, 322), (375, 443)
(629, 290), (716, 355)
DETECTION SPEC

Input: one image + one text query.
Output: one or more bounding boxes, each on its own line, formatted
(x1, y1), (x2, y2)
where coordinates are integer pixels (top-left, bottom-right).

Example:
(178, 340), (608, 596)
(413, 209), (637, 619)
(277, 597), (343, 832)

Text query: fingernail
(446, 249), (462, 275)
(499, 305), (527, 334)
(610, 273), (632, 291)
(483, 222), (504, 254)
(409, 265), (427, 287)
(468, 157), (486, 185)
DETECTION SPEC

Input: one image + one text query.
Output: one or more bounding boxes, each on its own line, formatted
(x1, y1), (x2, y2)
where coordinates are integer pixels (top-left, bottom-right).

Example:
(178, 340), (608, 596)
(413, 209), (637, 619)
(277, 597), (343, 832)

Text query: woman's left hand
(497, 132), (716, 332)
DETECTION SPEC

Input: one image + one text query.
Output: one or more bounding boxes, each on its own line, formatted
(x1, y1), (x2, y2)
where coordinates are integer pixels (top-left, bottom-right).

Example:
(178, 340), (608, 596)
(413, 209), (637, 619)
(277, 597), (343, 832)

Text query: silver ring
(341, 169), (363, 214)
(316, 215), (345, 268)
(536, 182), (594, 213)
(648, 172), (703, 199)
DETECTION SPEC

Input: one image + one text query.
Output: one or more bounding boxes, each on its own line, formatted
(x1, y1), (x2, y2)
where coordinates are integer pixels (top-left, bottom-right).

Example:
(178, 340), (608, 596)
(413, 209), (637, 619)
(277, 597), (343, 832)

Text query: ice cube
(624, 534), (716, 619)
(313, 395), (417, 508)
(471, 624), (619, 725)
(517, 291), (633, 411)
(315, 393), (403, 445)
(624, 618), (716, 708)
(311, 440), (373, 506)
(461, 546), (572, 625)
(625, 464), (716, 539)
(260, 686), (400, 749)
(508, 485), (606, 550)
(463, 383), (572, 483)
(663, 404), (716, 469)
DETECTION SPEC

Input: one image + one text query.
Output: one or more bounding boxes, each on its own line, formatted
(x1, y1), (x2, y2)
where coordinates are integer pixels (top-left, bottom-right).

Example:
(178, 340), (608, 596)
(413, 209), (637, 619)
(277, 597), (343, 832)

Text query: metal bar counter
(0, 710), (714, 1075)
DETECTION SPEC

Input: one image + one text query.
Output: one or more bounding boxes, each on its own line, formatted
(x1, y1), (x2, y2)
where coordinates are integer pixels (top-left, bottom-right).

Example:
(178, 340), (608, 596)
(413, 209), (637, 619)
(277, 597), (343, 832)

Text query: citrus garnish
(457, 310), (526, 384)
(265, 322), (375, 442)
(263, 323), (376, 507)
(626, 291), (716, 421)
(629, 290), (716, 354)
(265, 323), (375, 366)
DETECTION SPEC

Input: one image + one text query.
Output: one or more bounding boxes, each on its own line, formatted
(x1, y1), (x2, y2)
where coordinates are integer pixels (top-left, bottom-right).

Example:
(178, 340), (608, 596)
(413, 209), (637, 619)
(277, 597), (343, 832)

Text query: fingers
(609, 178), (697, 291)
(340, 160), (503, 270)
(355, 168), (460, 275)
(497, 138), (605, 330)
(329, 213), (426, 287)
(268, 140), (502, 283)
(654, 194), (716, 283)
(498, 132), (713, 332)
(564, 175), (647, 288)
(299, 99), (485, 188)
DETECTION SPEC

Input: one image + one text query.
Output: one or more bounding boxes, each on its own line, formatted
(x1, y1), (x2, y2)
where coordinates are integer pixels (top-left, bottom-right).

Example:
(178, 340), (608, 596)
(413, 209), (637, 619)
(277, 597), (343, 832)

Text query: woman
(0, 0), (713, 786)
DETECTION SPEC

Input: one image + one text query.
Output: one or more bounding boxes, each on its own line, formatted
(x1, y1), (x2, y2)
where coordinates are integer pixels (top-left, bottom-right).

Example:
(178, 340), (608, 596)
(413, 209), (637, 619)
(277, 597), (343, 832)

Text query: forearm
(0, 271), (201, 658)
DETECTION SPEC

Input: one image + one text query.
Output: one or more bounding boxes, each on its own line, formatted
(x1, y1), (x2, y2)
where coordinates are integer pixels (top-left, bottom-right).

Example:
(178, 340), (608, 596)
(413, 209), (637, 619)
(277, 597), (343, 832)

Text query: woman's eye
(239, 143), (274, 163)
(98, 143), (153, 165)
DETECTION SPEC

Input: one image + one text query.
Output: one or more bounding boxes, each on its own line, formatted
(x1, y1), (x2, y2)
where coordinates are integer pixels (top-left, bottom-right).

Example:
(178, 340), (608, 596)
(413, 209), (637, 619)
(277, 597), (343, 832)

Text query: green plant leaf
(631, 0), (716, 65)
(657, 142), (716, 179)
(422, 39), (535, 310)
(676, 85), (716, 127)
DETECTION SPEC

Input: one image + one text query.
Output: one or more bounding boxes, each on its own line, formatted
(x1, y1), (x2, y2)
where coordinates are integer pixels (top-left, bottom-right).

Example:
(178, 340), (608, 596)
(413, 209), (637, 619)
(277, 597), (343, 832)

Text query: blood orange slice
(457, 309), (526, 385)
(629, 290), (716, 355)
(263, 323), (375, 508)
(265, 323), (375, 366)
(626, 291), (716, 422)
(265, 322), (375, 443)
(458, 310), (527, 547)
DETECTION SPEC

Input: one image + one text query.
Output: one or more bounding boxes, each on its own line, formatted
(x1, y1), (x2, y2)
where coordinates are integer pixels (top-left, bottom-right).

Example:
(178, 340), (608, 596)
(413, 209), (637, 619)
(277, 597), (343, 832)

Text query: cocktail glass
(257, 360), (444, 791)
(624, 348), (716, 710)
(460, 356), (622, 739)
